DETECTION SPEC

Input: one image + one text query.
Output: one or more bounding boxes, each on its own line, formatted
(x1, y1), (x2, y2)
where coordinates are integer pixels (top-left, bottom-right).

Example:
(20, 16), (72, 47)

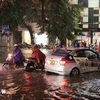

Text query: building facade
(70, 0), (100, 45)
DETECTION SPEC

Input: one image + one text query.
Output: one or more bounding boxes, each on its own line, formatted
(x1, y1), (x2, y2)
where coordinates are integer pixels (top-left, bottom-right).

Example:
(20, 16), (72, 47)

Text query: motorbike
(25, 58), (45, 72)
(2, 53), (24, 70)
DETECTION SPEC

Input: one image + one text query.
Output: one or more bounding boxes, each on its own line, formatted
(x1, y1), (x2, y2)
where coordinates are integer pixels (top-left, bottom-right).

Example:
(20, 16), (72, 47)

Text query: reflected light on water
(4, 72), (20, 95)
(0, 68), (100, 99)
(61, 79), (68, 86)
(59, 79), (74, 95)
(44, 75), (75, 100)
(23, 73), (31, 84)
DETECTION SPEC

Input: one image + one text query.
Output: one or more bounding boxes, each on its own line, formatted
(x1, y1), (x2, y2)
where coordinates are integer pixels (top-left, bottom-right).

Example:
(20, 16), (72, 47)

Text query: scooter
(25, 58), (45, 72)
(2, 53), (24, 70)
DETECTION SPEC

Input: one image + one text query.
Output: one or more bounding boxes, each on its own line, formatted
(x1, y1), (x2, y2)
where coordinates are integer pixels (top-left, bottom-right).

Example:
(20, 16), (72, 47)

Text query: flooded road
(0, 69), (100, 100)
(0, 47), (100, 100)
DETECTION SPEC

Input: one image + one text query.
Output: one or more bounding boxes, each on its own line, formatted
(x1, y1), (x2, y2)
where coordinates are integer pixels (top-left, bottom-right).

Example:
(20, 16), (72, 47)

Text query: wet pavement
(0, 47), (100, 100)
(0, 69), (100, 100)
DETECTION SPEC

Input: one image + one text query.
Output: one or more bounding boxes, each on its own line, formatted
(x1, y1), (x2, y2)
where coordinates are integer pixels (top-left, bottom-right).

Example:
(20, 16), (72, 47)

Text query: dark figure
(83, 41), (87, 47)
(31, 45), (46, 66)
(12, 44), (24, 68)
(75, 41), (80, 47)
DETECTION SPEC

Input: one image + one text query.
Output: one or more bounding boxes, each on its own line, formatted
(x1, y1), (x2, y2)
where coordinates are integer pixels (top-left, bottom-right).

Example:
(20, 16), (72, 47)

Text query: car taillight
(60, 58), (67, 65)
(60, 58), (72, 65)
(60, 60), (66, 65)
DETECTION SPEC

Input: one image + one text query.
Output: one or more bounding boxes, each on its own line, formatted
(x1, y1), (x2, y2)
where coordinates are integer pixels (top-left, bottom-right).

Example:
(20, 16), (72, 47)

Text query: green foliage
(0, 0), (34, 42)
(0, 0), (83, 44)
(0, 1), (19, 31)
(36, 0), (83, 42)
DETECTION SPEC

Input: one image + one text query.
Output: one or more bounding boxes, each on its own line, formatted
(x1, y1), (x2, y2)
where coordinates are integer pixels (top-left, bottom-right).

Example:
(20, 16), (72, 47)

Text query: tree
(0, 0), (83, 45)
(14, 0), (34, 43)
(0, 0), (34, 43)
(35, 0), (83, 45)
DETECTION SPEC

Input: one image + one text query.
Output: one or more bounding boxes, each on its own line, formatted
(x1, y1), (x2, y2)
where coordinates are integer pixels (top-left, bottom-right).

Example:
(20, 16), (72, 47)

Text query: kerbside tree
(35, 0), (83, 45)
(0, 0), (83, 45)
(0, 0), (34, 43)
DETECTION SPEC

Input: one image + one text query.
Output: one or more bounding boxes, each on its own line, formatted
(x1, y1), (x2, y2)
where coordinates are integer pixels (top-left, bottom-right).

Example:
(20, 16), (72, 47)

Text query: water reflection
(23, 73), (31, 84)
(0, 68), (100, 99)
(44, 73), (100, 100)
(0, 71), (20, 100)
(0, 71), (49, 100)
(44, 74), (75, 100)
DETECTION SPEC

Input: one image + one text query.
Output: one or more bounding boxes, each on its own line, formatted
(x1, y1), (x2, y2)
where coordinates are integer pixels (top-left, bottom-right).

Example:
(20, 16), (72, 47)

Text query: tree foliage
(0, 0), (34, 43)
(0, 0), (83, 45)
(35, 0), (83, 44)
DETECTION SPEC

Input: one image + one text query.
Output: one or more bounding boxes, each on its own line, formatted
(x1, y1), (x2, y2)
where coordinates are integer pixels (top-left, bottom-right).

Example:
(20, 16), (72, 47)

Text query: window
(74, 50), (85, 57)
(84, 50), (98, 59)
(99, 16), (100, 22)
(88, 0), (99, 8)
(83, 24), (88, 28)
(83, 8), (88, 16)
(93, 16), (99, 23)
(94, 10), (99, 14)
(78, 0), (88, 7)
(83, 17), (88, 22)
(52, 49), (72, 56)
(72, 0), (78, 4)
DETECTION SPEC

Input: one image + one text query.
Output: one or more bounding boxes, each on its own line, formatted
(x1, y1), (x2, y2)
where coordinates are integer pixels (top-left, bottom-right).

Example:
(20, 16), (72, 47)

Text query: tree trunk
(41, 0), (45, 32)
(15, 0), (34, 44)
(22, 20), (34, 44)
(59, 38), (66, 48)
(41, 0), (45, 19)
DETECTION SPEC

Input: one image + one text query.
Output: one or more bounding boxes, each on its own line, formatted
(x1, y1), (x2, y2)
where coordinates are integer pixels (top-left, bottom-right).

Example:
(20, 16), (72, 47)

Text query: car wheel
(70, 68), (80, 76)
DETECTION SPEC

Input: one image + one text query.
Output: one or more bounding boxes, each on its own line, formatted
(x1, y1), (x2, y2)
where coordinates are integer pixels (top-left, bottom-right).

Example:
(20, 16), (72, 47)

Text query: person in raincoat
(12, 44), (24, 68)
(31, 44), (46, 66)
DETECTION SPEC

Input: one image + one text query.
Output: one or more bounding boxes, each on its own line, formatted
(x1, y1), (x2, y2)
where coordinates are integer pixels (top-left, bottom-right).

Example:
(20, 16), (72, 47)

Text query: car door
(73, 50), (90, 73)
(84, 49), (100, 72)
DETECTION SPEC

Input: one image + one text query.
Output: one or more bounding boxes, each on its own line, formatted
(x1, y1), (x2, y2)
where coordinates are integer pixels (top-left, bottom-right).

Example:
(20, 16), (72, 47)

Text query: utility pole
(90, 29), (93, 44)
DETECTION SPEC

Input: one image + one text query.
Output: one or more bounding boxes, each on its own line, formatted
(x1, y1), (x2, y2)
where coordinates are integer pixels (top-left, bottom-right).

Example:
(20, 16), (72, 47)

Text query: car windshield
(52, 49), (72, 56)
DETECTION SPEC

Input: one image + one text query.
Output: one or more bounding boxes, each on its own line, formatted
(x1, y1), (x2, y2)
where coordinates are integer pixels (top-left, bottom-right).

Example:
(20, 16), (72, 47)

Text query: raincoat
(12, 47), (24, 63)
(31, 46), (46, 64)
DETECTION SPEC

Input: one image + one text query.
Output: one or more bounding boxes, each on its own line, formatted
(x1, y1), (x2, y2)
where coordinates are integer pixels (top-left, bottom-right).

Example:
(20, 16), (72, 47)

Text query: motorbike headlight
(25, 59), (29, 62)
(8, 53), (12, 57)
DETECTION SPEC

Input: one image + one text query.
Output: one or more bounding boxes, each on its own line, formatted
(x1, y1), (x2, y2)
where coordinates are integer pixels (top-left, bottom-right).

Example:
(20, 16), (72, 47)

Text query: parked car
(45, 47), (100, 75)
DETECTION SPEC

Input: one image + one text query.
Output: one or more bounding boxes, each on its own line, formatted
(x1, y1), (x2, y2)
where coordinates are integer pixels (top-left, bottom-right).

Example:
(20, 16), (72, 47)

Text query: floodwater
(0, 70), (100, 100)
(0, 47), (100, 100)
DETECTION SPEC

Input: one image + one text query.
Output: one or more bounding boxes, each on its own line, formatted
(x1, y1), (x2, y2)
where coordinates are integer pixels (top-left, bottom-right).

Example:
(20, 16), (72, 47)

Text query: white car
(45, 47), (100, 75)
